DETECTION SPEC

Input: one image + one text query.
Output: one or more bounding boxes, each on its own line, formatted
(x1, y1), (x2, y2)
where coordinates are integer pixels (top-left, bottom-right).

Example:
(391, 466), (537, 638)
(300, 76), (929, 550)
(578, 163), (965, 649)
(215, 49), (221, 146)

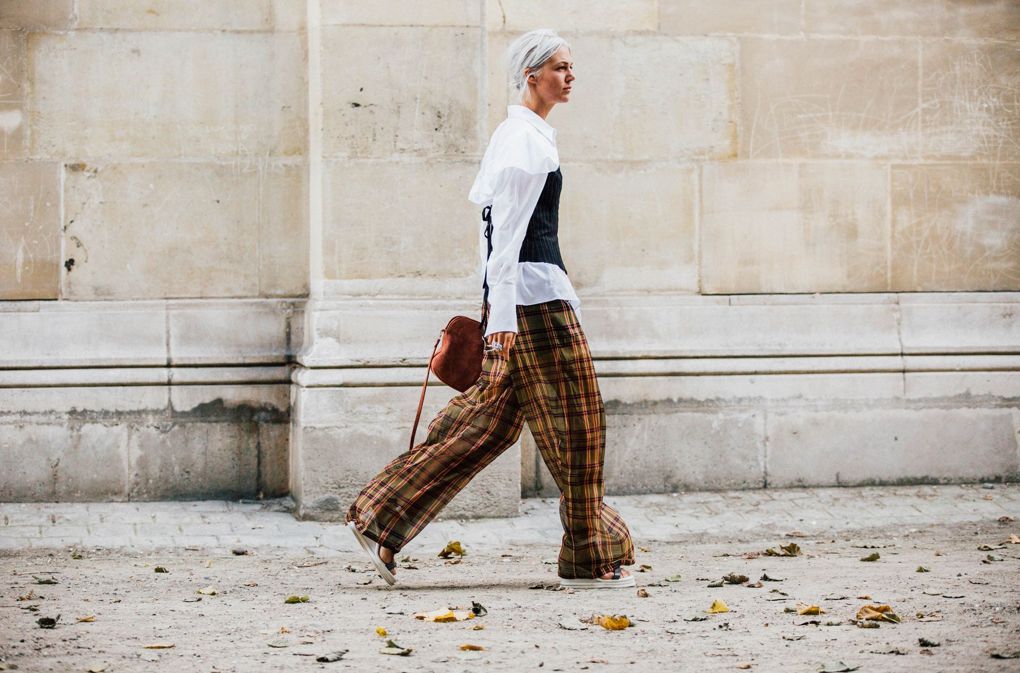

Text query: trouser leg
(345, 350), (524, 553)
(512, 300), (635, 579)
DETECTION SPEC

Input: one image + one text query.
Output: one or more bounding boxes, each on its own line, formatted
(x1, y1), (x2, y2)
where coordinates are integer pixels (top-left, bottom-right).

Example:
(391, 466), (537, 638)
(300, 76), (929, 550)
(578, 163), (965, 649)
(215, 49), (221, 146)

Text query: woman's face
(529, 46), (574, 104)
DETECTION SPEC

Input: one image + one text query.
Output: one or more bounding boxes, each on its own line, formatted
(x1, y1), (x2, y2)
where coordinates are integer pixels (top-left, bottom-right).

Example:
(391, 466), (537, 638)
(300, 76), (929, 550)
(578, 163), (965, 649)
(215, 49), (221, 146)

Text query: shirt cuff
(484, 284), (518, 337)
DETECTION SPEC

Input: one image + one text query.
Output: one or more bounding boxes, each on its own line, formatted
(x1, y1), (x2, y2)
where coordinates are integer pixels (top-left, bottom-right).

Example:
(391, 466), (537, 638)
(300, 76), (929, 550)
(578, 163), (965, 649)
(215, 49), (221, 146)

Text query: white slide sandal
(558, 561), (636, 589)
(347, 521), (397, 586)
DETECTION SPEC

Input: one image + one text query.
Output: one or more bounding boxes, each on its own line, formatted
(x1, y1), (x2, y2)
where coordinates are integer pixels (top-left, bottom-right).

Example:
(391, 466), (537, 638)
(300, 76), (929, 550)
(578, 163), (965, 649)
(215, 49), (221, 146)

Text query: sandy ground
(1, 519), (1018, 673)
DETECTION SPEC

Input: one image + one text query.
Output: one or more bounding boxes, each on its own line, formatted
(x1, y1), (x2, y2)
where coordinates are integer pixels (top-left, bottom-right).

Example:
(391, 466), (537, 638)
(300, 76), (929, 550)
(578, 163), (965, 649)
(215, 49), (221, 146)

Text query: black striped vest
(518, 167), (567, 274)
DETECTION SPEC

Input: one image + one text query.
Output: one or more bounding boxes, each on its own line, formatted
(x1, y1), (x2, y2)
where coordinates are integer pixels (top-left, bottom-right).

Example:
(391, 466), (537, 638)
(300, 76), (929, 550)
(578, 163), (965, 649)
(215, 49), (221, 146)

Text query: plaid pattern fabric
(345, 299), (634, 580)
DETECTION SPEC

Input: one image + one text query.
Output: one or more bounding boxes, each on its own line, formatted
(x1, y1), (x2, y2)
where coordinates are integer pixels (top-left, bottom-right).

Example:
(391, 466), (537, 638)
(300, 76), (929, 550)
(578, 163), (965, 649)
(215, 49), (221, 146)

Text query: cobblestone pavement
(1, 484), (1018, 672)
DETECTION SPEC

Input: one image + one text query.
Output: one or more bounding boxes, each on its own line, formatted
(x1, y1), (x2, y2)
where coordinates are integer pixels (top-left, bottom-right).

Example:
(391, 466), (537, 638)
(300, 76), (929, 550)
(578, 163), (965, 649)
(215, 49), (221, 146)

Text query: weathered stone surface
(0, 30), (26, 160)
(0, 423), (129, 501)
(920, 42), (1020, 161)
(701, 161), (889, 293)
(0, 0), (75, 29)
(322, 160), (478, 281)
(890, 164), (1020, 291)
(485, 0), (656, 32)
(75, 0), (305, 31)
(259, 162), (309, 297)
(0, 162), (60, 299)
(740, 37), (920, 159)
(322, 0), (480, 26)
(898, 294), (1020, 353)
(768, 409), (1020, 487)
(558, 162), (697, 293)
(168, 300), (298, 365)
(62, 162), (303, 299)
(603, 409), (764, 493)
(28, 31), (305, 159)
(805, 0), (1020, 40)
(550, 35), (736, 160)
(320, 26), (481, 158)
(128, 423), (259, 499)
(660, 0), (801, 35)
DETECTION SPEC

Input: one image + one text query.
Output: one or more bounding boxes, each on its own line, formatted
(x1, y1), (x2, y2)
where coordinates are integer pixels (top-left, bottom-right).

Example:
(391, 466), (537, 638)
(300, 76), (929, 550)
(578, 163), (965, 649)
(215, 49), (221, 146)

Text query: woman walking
(345, 29), (635, 589)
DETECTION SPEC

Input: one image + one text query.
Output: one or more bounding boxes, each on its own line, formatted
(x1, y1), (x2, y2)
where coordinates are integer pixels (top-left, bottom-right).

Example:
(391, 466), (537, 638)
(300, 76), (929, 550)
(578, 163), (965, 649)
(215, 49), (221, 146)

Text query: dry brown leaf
(637, 588), (650, 598)
(459, 644), (485, 651)
(142, 643), (175, 649)
(855, 604), (901, 623)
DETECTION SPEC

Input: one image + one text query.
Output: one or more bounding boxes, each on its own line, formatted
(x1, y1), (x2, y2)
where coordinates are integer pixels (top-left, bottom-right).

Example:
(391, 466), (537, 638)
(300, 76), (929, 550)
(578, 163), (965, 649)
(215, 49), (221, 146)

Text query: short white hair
(506, 29), (571, 101)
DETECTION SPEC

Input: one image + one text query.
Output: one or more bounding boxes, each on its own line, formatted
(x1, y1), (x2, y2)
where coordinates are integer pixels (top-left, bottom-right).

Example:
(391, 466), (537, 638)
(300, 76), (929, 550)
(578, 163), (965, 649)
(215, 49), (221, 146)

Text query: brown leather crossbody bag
(407, 205), (496, 450)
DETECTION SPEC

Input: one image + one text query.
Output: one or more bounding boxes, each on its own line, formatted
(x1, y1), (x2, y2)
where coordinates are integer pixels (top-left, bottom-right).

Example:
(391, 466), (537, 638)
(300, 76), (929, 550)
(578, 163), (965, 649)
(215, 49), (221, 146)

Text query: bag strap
(408, 206), (493, 453)
(409, 334), (442, 452)
(480, 204), (493, 334)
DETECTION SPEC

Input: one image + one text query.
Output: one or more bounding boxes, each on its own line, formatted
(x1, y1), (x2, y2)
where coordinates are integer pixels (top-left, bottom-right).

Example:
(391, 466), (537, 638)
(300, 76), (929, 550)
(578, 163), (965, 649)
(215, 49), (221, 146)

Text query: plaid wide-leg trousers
(345, 299), (635, 580)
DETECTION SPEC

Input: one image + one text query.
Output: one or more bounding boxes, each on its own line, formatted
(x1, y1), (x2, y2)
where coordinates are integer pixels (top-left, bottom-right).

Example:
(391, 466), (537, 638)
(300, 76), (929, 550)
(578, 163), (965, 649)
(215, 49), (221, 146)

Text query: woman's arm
(483, 166), (548, 352)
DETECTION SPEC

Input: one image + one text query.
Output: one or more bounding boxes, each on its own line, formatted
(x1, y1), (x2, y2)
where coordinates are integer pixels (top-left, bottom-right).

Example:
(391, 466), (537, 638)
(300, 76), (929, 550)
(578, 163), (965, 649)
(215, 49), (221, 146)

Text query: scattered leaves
(855, 604), (901, 624)
(414, 608), (474, 622)
(764, 543), (801, 557)
(438, 541), (465, 558)
(708, 599), (729, 614)
(379, 639), (412, 656)
(315, 650), (347, 662)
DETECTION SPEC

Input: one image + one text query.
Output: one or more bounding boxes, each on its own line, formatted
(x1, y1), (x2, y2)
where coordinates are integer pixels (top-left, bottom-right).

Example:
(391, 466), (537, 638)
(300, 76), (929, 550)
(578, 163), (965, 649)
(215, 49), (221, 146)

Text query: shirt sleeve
(483, 166), (548, 337)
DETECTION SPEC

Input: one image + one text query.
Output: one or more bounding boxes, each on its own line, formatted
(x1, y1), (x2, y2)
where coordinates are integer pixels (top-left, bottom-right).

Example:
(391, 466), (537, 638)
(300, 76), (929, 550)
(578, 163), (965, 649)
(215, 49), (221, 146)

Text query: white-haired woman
(346, 29), (635, 589)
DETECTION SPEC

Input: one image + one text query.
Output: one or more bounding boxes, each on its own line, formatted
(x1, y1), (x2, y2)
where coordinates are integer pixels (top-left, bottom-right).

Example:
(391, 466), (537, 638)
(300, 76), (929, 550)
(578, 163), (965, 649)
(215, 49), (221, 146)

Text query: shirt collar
(507, 105), (557, 143)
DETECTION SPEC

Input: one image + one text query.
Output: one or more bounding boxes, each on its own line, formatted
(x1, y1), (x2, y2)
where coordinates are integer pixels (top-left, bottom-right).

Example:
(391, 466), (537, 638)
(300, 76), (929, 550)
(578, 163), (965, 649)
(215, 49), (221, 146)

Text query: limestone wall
(2, 1), (1018, 513)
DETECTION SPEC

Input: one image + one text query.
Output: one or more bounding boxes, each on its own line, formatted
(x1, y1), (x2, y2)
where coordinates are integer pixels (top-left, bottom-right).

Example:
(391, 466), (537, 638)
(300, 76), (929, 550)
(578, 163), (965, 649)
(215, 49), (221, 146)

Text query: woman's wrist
(485, 331), (516, 355)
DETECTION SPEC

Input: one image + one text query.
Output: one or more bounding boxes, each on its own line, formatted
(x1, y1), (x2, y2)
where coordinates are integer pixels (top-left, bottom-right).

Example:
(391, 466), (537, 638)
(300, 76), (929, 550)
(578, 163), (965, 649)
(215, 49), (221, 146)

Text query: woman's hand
(485, 331), (516, 357)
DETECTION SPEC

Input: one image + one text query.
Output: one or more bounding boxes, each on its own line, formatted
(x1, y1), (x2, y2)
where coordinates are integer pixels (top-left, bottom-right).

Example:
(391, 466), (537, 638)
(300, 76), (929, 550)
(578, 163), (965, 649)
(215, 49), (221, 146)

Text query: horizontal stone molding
(0, 366), (292, 388)
(0, 299), (303, 369)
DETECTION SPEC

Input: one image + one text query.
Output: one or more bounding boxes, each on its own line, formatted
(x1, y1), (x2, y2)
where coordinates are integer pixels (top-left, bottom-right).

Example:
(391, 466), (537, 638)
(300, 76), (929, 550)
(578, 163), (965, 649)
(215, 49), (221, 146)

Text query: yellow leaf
(438, 541), (466, 558)
(414, 608), (474, 622)
(375, 627), (387, 637)
(597, 614), (631, 630)
(196, 586), (217, 595)
(76, 615), (96, 623)
(796, 605), (824, 615)
(460, 644), (485, 651)
(708, 599), (729, 613)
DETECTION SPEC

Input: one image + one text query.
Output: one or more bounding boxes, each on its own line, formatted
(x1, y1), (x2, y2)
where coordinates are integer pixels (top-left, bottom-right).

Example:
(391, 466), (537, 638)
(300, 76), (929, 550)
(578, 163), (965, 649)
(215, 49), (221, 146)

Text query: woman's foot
(378, 545), (396, 575)
(599, 567), (630, 580)
(559, 561), (635, 589)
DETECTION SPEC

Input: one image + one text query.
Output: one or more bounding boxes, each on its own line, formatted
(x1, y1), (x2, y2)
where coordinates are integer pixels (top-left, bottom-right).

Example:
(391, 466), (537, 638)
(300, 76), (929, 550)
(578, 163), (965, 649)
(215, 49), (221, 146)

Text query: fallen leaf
(1007, 534), (1019, 544)
(315, 650), (347, 662)
(76, 615), (96, 623)
(375, 626), (387, 637)
(32, 575), (58, 585)
(855, 604), (901, 624)
(196, 586), (217, 596)
(154, 566), (168, 573)
(471, 601), (488, 617)
(37, 615), (59, 629)
(438, 541), (465, 558)
(459, 644), (485, 651)
(819, 662), (859, 672)
(708, 599), (729, 614)
(638, 546), (651, 553)
(737, 663), (752, 669)
(638, 564), (652, 572)
(990, 651), (1020, 659)
(232, 547), (250, 556)
(414, 608), (474, 622)
(915, 565), (929, 572)
(859, 552), (880, 562)
(760, 573), (784, 582)
(285, 595), (310, 604)
(17, 589), (38, 601)
(764, 543), (801, 557)
(871, 647), (908, 655)
(379, 639), (412, 656)
(557, 619), (588, 630)
(637, 588), (649, 598)
(918, 637), (940, 647)
(785, 530), (807, 537)
(977, 543), (1005, 551)
(142, 643), (175, 649)
(723, 573), (749, 584)
(266, 638), (289, 648)
(796, 605), (824, 615)
(707, 580), (724, 588)
(684, 615), (709, 622)
(295, 560), (328, 568)
(595, 614), (631, 630)
(470, 623), (485, 630)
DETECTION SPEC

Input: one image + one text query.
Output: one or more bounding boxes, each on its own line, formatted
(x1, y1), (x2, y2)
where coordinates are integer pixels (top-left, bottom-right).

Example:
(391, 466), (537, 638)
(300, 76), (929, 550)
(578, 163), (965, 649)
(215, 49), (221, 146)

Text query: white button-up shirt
(468, 105), (581, 337)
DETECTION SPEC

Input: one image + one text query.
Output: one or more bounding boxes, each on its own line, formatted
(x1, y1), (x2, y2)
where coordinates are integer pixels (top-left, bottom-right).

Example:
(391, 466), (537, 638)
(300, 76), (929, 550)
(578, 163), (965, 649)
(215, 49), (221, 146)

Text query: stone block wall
(2, 1), (1018, 516)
